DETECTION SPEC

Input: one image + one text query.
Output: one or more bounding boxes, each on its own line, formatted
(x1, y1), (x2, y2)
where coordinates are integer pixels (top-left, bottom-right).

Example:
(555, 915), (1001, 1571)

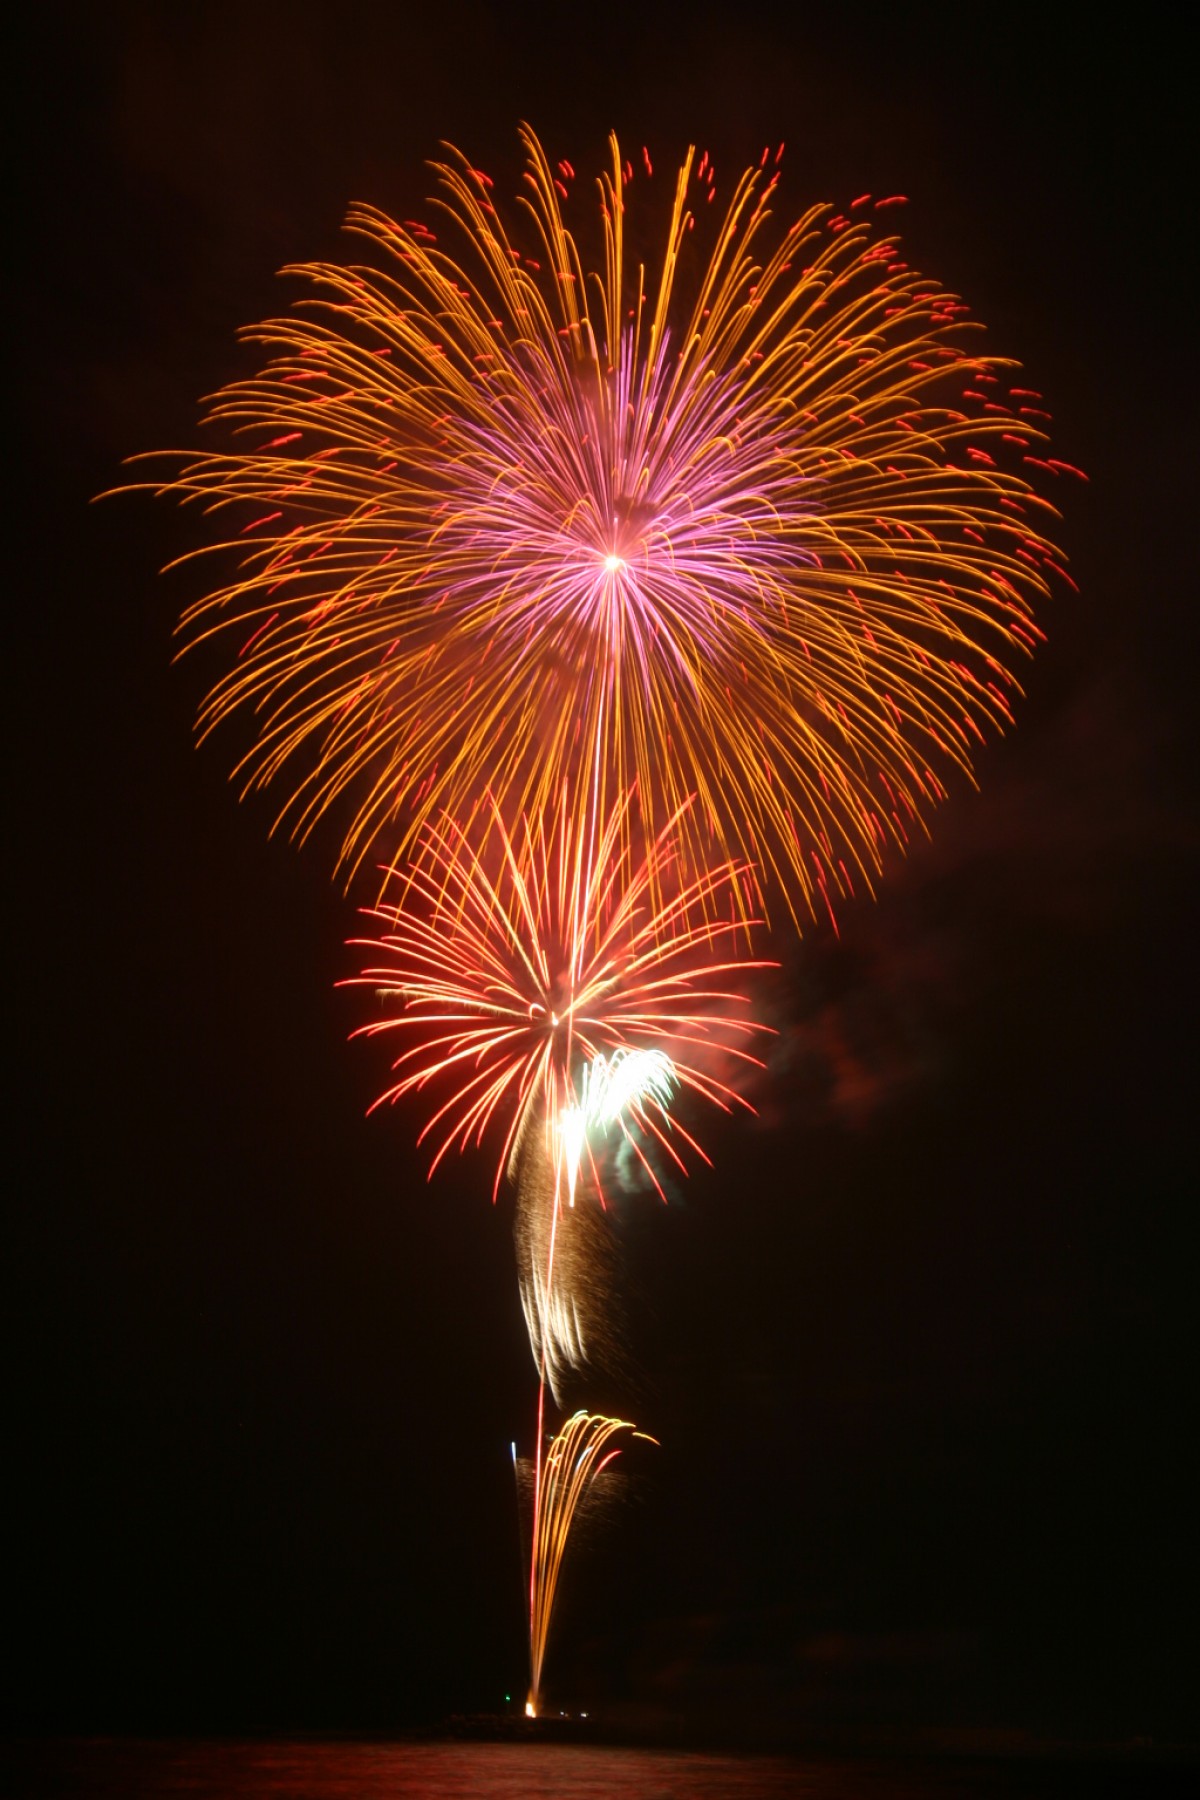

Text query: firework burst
(346, 788), (771, 1200)
(129, 124), (1080, 1713)
(138, 127), (1075, 921)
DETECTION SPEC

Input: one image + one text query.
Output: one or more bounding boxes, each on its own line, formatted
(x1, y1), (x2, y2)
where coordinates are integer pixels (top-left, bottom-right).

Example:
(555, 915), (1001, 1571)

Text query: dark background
(10, 0), (1195, 1749)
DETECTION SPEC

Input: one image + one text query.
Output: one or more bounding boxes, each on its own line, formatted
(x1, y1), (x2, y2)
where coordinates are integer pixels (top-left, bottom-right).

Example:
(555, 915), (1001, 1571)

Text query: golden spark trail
(525, 1408), (657, 1716)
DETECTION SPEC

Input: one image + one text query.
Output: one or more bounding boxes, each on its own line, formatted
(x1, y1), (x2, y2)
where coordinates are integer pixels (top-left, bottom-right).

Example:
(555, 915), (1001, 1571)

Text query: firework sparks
(350, 785), (769, 1403)
(513, 1130), (631, 1409)
(130, 124), (1078, 1717)
(559, 1046), (677, 1205)
(138, 127), (1072, 921)
(346, 788), (771, 1200)
(522, 1410), (657, 1716)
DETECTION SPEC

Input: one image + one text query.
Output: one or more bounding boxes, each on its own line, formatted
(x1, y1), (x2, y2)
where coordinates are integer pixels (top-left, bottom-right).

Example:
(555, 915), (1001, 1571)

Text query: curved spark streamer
(559, 1046), (677, 1204)
(346, 789), (772, 1200)
(585, 1046), (678, 1130)
(525, 1410), (657, 1716)
(133, 127), (1074, 920)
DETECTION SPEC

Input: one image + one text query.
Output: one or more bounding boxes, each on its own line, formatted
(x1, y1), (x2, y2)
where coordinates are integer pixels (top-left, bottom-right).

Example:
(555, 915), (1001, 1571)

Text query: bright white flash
(558, 1048), (676, 1204)
(558, 1105), (588, 1203)
(603, 553), (625, 573)
(586, 1047), (675, 1125)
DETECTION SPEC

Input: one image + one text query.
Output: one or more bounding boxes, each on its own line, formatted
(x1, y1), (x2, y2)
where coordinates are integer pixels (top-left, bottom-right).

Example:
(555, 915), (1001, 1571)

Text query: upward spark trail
(525, 1410), (658, 1717)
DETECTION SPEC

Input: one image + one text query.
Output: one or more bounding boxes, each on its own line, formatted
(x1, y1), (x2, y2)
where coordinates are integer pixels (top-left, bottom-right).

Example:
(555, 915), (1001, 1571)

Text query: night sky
(11, 1), (1195, 1746)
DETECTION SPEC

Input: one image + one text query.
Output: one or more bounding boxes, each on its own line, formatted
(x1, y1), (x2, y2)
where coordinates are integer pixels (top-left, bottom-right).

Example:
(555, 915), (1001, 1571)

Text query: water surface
(6, 1737), (1181, 1798)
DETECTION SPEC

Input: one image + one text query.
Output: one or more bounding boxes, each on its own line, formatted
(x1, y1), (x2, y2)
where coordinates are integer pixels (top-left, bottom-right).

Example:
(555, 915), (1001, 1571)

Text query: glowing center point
(603, 553), (625, 574)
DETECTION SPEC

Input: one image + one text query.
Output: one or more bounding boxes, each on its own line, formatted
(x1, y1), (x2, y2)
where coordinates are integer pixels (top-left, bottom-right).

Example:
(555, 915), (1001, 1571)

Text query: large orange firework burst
(347, 789), (771, 1200)
(140, 126), (1077, 922)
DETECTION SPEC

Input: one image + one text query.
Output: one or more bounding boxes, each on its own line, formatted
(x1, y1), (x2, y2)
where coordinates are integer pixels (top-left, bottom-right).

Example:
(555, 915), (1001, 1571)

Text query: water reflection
(9, 1736), (1163, 1798)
